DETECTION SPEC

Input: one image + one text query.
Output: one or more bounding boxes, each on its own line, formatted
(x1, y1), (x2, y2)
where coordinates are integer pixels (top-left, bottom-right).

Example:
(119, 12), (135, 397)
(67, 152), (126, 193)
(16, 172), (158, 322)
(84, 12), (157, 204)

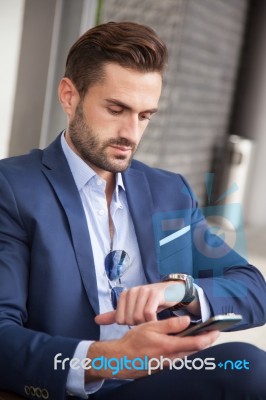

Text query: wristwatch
(162, 273), (196, 310)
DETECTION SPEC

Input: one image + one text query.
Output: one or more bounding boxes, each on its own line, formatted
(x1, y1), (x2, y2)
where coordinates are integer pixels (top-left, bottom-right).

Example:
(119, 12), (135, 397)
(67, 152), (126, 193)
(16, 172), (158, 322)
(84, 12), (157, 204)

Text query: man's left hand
(95, 281), (186, 325)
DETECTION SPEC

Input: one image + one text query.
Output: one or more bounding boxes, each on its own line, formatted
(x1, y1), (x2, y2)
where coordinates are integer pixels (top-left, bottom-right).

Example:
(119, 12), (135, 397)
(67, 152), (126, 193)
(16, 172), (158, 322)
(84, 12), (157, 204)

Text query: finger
(143, 288), (165, 322)
(154, 316), (191, 334)
(116, 287), (152, 325)
(115, 289), (129, 325)
(130, 287), (156, 324)
(199, 329), (220, 344)
(95, 311), (116, 325)
(168, 329), (220, 354)
(122, 288), (145, 325)
(154, 326), (219, 358)
(169, 331), (220, 360)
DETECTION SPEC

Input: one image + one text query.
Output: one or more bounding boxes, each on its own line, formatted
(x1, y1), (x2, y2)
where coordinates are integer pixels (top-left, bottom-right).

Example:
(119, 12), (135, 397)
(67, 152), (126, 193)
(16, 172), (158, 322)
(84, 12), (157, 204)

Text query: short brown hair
(64, 21), (168, 98)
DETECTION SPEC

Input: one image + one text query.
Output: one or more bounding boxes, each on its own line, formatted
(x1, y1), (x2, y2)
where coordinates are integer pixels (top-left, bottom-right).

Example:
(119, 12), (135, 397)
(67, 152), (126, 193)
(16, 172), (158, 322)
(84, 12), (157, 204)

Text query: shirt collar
(61, 132), (125, 192)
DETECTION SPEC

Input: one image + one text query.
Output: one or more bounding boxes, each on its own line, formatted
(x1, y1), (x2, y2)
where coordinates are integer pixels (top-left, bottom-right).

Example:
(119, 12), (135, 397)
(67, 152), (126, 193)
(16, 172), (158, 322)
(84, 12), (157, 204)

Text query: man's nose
(118, 114), (140, 141)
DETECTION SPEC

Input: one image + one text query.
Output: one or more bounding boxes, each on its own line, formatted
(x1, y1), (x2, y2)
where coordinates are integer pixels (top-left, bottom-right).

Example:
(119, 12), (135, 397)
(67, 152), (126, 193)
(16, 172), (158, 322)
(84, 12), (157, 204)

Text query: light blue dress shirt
(61, 133), (210, 398)
(61, 134), (147, 397)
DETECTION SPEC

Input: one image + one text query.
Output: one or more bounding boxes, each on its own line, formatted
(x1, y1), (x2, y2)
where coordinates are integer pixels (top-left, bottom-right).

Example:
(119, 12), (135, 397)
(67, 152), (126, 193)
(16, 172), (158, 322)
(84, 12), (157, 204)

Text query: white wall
(246, 48), (266, 226)
(0, 0), (25, 159)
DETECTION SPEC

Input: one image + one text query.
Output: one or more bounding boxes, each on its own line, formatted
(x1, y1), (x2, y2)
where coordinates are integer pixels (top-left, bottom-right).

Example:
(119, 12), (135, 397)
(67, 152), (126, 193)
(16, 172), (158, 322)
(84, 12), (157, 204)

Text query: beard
(68, 102), (137, 173)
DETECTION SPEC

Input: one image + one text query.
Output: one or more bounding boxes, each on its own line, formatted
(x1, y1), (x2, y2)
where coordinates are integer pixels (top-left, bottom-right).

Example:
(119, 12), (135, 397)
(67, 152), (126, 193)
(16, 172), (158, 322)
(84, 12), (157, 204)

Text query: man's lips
(109, 145), (133, 152)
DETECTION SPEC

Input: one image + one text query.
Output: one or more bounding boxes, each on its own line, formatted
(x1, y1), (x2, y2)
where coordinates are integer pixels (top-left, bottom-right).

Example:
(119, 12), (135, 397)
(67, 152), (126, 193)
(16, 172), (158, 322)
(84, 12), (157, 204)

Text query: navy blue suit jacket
(0, 135), (265, 398)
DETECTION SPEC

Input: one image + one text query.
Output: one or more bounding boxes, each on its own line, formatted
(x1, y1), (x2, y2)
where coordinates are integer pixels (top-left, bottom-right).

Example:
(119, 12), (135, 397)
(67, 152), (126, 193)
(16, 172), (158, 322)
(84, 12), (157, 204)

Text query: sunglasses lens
(105, 250), (130, 281)
(111, 286), (126, 309)
(105, 250), (130, 310)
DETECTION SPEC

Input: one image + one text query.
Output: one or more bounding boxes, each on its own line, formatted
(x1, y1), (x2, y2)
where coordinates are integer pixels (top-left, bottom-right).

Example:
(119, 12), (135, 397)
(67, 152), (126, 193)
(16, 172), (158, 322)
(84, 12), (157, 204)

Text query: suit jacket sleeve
(183, 175), (266, 329)
(0, 170), (80, 399)
(124, 162), (266, 330)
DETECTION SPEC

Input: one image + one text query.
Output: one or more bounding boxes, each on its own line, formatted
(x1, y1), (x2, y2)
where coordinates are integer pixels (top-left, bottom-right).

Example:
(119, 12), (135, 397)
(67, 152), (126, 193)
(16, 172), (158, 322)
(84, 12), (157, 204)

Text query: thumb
(95, 310), (116, 325)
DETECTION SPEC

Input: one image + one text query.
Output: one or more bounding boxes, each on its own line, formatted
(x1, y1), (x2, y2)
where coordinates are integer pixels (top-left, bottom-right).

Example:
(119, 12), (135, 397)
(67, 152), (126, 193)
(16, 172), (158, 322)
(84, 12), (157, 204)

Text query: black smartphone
(177, 314), (243, 337)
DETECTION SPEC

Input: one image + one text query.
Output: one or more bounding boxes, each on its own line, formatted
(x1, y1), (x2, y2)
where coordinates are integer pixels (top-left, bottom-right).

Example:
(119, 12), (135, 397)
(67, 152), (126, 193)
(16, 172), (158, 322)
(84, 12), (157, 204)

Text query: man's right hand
(85, 316), (219, 381)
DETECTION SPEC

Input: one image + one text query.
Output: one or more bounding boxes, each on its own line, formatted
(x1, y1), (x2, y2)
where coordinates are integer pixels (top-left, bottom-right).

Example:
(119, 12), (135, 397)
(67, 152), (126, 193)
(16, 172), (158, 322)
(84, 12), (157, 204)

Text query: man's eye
(108, 108), (123, 115)
(140, 113), (152, 121)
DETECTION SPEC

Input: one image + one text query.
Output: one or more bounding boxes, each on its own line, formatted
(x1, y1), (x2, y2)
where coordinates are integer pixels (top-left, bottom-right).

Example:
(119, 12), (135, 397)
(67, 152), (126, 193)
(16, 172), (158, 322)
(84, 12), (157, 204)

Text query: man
(0, 21), (265, 400)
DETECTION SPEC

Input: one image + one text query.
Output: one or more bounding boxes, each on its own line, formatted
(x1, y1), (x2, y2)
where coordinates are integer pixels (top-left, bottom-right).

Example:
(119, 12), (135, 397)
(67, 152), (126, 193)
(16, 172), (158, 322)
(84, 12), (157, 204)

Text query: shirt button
(98, 210), (105, 216)
(96, 179), (102, 186)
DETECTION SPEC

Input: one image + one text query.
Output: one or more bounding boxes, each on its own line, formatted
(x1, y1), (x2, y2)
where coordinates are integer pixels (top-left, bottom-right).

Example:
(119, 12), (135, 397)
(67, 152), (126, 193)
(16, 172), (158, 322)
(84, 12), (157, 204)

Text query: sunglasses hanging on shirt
(104, 250), (130, 309)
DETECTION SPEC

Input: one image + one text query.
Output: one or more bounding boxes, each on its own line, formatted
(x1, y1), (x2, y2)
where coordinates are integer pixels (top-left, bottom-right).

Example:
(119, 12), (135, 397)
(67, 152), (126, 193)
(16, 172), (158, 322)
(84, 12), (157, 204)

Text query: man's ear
(58, 77), (80, 117)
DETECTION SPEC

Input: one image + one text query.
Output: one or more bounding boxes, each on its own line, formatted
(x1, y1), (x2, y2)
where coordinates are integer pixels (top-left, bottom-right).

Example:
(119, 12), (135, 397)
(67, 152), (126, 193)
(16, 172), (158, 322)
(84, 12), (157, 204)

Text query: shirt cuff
(194, 283), (211, 322)
(172, 283), (211, 323)
(66, 341), (104, 398)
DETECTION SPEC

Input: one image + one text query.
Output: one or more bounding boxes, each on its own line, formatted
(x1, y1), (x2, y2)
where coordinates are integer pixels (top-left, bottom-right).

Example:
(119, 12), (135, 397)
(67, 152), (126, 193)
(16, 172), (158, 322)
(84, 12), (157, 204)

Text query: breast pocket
(159, 226), (193, 275)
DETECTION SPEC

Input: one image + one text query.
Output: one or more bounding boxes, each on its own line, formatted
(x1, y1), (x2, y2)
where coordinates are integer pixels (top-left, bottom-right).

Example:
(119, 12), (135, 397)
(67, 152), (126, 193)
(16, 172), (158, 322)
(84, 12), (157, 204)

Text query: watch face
(164, 274), (195, 310)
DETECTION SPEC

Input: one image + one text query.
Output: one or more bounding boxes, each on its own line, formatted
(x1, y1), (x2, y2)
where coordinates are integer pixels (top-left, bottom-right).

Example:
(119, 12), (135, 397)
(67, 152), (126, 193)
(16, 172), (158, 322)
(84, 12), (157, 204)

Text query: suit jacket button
(24, 385), (30, 395)
(42, 388), (49, 399)
(35, 387), (42, 398)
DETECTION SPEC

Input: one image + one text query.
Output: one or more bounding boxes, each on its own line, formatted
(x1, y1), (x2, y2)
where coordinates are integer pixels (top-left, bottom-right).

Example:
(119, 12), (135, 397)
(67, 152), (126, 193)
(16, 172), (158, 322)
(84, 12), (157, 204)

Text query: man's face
(66, 63), (162, 175)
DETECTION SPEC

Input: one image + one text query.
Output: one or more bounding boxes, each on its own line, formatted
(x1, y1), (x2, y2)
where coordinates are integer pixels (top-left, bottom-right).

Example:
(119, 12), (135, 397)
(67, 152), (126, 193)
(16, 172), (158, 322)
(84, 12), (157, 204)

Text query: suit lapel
(123, 168), (160, 283)
(41, 137), (100, 314)
(40, 136), (160, 314)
